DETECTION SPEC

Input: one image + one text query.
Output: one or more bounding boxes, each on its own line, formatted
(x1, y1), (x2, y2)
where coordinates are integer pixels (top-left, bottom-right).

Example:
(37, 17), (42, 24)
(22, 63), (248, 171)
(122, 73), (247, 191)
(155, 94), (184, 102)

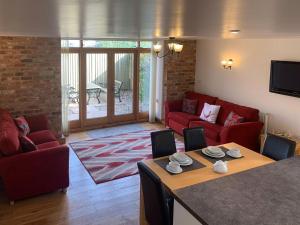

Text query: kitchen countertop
(174, 156), (300, 225)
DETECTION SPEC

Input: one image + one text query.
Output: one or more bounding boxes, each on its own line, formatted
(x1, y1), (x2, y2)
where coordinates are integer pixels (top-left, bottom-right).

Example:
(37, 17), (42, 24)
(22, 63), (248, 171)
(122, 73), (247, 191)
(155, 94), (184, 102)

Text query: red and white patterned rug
(70, 129), (184, 184)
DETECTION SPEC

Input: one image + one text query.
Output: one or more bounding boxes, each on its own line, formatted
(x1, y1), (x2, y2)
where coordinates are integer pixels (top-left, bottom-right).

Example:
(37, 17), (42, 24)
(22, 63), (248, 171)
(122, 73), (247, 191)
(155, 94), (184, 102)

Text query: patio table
(87, 82), (101, 104)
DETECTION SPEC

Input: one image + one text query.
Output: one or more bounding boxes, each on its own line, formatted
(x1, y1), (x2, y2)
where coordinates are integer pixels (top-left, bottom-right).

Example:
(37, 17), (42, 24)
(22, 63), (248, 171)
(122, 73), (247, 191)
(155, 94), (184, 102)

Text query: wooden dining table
(139, 142), (275, 225)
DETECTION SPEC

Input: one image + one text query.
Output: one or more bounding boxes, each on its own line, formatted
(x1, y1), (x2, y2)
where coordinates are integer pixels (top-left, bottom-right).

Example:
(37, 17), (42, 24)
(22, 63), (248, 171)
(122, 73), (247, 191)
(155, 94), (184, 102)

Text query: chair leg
(118, 94), (122, 102)
(10, 201), (14, 206)
(62, 188), (68, 193)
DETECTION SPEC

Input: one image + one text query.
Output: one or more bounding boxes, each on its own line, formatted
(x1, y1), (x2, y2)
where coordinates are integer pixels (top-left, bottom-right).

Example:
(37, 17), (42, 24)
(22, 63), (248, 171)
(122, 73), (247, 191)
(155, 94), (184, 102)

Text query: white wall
(195, 39), (300, 136)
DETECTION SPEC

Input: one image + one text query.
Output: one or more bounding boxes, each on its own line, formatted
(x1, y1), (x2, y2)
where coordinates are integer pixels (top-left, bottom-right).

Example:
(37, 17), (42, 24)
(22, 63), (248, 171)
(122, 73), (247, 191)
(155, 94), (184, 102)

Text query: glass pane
(140, 41), (152, 48)
(61, 53), (80, 121)
(114, 53), (134, 115)
(83, 40), (138, 48)
(86, 53), (108, 119)
(61, 40), (80, 48)
(139, 53), (151, 112)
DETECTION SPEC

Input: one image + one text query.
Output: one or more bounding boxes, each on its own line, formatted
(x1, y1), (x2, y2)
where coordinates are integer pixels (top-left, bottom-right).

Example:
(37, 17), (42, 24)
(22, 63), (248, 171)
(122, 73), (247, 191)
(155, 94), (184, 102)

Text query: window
(83, 40), (138, 48)
(61, 40), (80, 48)
(140, 41), (152, 48)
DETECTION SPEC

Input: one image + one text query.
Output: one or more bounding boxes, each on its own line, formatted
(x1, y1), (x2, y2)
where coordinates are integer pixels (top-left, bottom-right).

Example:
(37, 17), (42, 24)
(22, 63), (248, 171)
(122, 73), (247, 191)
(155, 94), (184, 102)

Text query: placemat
(195, 146), (244, 164)
(154, 155), (206, 175)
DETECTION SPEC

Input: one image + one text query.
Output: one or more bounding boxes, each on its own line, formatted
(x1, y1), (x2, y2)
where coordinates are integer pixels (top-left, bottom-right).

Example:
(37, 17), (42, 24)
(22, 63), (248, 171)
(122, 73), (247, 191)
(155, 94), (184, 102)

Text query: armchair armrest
(25, 114), (50, 132)
(220, 122), (264, 152)
(164, 100), (183, 126)
(0, 145), (69, 200)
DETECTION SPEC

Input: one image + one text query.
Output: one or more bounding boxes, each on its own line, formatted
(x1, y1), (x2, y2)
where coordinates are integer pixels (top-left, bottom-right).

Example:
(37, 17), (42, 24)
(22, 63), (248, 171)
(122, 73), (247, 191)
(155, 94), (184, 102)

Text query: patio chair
(114, 80), (123, 102)
(97, 80), (124, 102)
(68, 86), (79, 103)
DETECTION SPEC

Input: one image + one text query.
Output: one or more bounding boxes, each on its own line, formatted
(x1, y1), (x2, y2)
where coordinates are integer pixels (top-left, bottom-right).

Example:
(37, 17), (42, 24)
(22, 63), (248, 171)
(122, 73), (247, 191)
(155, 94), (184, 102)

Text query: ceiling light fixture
(229, 29), (240, 34)
(153, 37), (183, 58)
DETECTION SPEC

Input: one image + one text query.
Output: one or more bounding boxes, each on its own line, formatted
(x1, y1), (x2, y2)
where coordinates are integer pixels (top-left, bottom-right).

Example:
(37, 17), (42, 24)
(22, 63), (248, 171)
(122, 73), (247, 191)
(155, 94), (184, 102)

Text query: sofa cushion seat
(189, 120), (223, 142)
(27, 130), (57, 145)
(216, 99), (259, 125)
(37, 141), (60, 150)
(168, 112), (200, 127)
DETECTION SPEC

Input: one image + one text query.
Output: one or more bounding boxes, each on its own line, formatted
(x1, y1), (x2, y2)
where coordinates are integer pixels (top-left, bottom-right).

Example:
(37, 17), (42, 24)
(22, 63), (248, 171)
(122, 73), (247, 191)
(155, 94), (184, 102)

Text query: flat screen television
(270, 60), (300, 98)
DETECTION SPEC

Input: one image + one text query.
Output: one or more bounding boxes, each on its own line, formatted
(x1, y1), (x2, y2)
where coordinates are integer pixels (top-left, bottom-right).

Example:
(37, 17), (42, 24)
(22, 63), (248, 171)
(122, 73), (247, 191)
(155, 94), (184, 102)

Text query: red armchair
(165, 91), (263, 152)
(0, 109), (69, 204)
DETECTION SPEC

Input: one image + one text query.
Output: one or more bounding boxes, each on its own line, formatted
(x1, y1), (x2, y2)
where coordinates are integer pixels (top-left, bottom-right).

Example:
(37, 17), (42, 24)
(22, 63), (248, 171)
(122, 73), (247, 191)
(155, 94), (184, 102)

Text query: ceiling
(1, 0), (300, 39)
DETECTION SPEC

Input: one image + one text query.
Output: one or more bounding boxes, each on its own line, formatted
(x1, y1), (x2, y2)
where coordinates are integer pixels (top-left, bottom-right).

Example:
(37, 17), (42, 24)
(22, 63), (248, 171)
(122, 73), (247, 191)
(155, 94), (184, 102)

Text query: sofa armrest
(0, 145), (69, 200)
(25, 114), (50, 132)
(164, 100), (183, 126)
(220, 122), (264, 152)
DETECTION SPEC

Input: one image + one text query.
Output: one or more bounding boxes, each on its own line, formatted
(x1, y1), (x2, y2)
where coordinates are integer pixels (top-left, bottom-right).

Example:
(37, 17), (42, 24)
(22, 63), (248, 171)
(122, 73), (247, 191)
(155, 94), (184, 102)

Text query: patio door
(82, 50), (143, 128)
(83, 52), (110, 127)
(64, 43), (151, 131)
(112, 52), (137, 122)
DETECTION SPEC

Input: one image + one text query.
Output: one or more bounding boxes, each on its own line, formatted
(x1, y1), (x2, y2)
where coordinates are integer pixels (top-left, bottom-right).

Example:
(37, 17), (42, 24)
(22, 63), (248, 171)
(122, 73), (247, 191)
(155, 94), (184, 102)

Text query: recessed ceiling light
(230, 29), (240, 34)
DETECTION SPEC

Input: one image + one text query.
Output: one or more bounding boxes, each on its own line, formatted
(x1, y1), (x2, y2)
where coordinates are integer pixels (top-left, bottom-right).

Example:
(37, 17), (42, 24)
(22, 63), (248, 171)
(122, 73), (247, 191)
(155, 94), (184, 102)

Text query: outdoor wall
(163, 40), (197, 102)
(0, 36), (61, 133)
(195, 39), (300, 136)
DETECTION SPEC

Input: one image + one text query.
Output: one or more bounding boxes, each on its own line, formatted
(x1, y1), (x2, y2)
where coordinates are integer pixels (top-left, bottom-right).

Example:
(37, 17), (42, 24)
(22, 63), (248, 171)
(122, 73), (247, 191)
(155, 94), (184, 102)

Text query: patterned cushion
(200, 103), (221, 124)
(14, 116), (30, 136)
(182, 98), (198, 114)
(224, 111), (244, 127)
(19, 136), (37, 152)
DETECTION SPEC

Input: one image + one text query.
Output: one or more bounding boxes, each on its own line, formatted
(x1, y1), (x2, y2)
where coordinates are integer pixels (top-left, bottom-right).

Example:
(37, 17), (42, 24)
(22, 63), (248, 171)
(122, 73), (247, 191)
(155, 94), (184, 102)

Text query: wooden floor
(0, 122), (166, 225)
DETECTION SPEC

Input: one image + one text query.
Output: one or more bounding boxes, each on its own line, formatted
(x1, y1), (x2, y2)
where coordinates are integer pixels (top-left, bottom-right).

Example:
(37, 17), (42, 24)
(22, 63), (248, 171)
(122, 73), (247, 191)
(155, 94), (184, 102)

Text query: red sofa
(165, 91), (263, 151)
(0, 109), (69, 203)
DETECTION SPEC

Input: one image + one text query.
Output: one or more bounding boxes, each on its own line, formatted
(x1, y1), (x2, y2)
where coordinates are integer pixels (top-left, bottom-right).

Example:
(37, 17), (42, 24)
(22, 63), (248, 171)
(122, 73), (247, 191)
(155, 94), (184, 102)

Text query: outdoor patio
(68, 90), (148, 121)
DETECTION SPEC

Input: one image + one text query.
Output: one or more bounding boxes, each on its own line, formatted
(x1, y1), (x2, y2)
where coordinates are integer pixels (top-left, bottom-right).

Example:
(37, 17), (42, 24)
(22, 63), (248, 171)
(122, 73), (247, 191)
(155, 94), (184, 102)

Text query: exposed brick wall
(0, 37), (61, 133)
(163, 40), (196, 102)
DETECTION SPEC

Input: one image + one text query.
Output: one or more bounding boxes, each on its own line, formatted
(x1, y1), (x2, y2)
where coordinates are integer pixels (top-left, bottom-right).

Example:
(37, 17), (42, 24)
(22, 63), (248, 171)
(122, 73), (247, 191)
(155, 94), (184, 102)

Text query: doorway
(61, 40), (152, 131)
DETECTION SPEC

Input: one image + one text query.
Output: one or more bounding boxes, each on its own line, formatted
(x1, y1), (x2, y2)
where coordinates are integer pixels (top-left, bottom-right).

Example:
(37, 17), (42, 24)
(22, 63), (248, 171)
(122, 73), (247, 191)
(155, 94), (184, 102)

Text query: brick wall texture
(0, 37), (61, 133)
(163, 39), (196, 101)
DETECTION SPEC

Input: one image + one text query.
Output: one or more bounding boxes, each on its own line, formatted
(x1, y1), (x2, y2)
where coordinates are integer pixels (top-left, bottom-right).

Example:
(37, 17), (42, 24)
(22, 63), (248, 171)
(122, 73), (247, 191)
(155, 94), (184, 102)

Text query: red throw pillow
(19, 136), (37, 152)
(224, 111), (244, 127)
(14, 116), (30, 136)
(182, 98), (198, 114)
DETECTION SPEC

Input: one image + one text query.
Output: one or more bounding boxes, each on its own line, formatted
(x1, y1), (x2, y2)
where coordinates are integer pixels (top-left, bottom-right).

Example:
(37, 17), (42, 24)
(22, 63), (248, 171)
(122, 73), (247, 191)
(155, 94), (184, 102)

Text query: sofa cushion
(14, 116), (30, 136)
(185, 91), (218, 115)
(27, 130), (57, 145)
(19, 136), (37, 152)
(37, 141), (60, 150)
(182, 98), (198, 114)
(168, 112), (200, 127)
(189, 120), (223, 142)
(0, 109), (21, 156)
(200, 103), (221, 124)
(216, 99), (259, 125)
(224, 111), (244, 127)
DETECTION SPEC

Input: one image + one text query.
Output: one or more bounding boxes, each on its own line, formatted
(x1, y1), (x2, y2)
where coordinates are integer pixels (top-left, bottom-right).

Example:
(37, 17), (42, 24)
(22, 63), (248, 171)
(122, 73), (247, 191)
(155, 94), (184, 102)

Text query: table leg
(139, 183), (149, 225)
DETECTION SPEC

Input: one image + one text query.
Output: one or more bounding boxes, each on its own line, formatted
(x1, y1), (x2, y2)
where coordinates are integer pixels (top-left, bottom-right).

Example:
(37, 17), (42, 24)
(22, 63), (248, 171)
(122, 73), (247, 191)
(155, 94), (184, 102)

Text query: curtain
(149, 46), (157, 123)
(61, 49), (70, 136)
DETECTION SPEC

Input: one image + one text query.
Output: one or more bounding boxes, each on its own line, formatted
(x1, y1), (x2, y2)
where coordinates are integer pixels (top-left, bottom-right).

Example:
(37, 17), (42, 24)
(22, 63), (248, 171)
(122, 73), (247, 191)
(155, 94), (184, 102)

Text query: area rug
(86, 123), (145, 138)
(70, 129), (184, 184)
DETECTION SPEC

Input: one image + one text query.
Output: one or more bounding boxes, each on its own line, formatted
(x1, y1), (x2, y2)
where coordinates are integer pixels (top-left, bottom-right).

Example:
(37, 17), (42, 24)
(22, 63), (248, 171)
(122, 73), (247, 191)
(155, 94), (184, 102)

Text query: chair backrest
(183, 127), (207, 151)
(151, 129), (177, 158)
(114, 80), (123, 92)
(262, 133), (296, 161)
(137, 162), (171, 225)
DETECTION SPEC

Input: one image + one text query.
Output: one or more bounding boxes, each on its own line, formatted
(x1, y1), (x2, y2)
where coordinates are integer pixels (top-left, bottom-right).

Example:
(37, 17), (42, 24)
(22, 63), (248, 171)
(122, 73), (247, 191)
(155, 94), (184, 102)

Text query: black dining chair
(151, 129), (177, 158)
(137, 162), (173, 225)
(262, 133), (296, 161)
(183, 127), (207, 151)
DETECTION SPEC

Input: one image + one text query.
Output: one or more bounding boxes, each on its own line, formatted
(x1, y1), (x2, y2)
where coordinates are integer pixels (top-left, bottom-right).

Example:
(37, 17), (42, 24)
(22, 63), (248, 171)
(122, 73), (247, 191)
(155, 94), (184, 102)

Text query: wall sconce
(221, 59), (233, 70)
